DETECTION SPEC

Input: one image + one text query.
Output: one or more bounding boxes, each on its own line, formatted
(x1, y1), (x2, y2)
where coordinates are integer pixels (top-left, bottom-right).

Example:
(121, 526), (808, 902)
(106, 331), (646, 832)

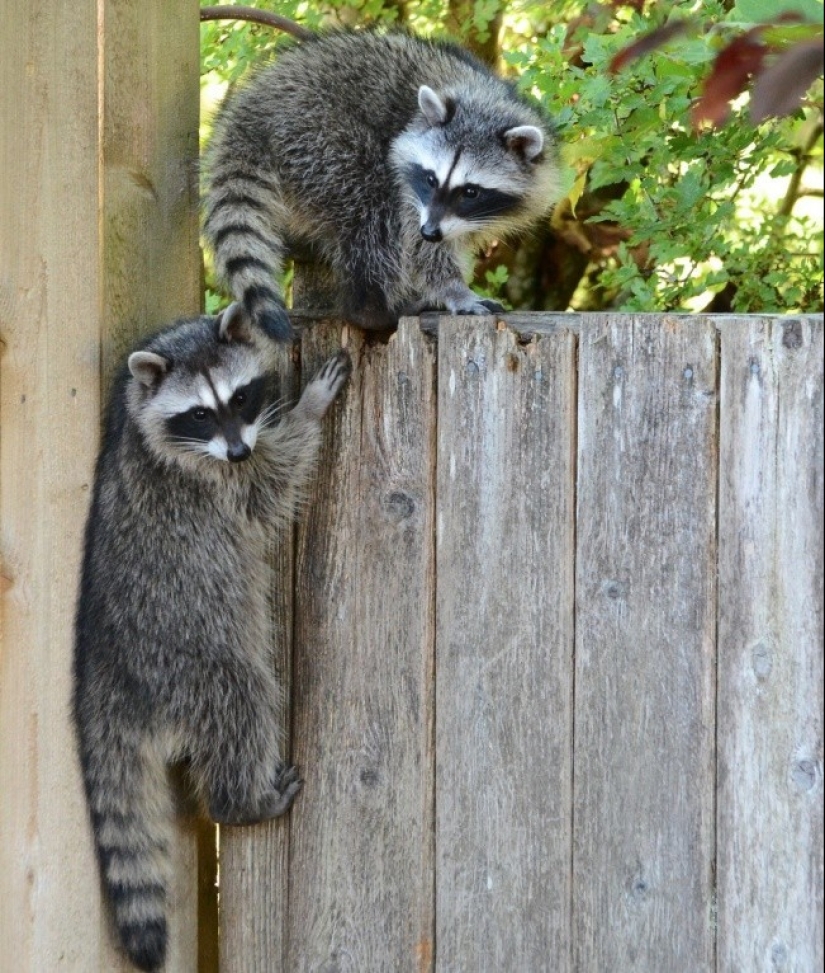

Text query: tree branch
(778, 119), (824, 218)
(199, 5), (314, 41)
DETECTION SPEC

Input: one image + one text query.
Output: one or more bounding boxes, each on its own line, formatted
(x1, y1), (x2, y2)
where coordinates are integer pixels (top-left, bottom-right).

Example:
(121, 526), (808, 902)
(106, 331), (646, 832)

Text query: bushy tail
(83, 750), (173, 972)
(202, 159), (293, 341)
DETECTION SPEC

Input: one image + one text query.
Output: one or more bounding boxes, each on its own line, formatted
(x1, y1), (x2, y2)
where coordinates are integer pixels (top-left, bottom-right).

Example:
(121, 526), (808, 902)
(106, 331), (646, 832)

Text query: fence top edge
(287, 310), (823, 339)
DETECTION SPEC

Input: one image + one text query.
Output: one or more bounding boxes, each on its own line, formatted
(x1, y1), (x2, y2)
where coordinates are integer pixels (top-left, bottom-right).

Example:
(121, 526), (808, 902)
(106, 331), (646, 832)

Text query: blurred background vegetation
(200, 0), (824, 314)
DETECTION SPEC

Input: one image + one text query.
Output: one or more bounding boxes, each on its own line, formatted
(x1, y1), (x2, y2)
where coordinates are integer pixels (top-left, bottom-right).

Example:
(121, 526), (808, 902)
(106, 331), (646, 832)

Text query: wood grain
(0, 4), (104, 969)
(218, 346), (298, 973)
(101, 4), (203, 969)
(0, 4), (201, 972)
(100, 0), (201, 386)
(434, 317), (577, 972)
(573, 316), (718, 972)
(287, 319), (437, 971)
(717, 318), (824, 971)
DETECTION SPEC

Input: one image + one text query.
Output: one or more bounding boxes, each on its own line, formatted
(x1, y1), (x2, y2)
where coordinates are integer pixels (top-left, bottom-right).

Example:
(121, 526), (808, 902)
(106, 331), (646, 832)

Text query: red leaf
(608, 0), (647, 12)
(751, 38), (825, 122)
(608, 21), (690, 74)
(692, 31), (769, 128)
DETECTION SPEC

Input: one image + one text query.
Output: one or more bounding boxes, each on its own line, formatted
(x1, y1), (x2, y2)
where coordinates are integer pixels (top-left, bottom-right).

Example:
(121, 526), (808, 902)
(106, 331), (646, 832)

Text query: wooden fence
(220, 312), (823, 973)
(0, 3), (822, 973)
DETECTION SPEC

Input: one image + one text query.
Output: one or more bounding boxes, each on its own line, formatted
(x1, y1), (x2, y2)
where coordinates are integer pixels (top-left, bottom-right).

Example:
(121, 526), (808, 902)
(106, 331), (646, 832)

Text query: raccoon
(72, 304), (350, 972)
(202, 29), (558, 337)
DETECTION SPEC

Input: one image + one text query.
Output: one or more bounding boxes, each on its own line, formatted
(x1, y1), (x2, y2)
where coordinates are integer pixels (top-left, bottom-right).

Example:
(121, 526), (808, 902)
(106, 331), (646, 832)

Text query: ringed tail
(203, 165), (293, 341)
(83, 762), (173, 972)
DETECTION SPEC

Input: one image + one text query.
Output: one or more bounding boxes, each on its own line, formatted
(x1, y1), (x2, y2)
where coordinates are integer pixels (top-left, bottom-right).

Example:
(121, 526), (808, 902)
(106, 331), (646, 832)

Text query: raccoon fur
(202, 29), (558, 338)
(72, 304), (350, 972)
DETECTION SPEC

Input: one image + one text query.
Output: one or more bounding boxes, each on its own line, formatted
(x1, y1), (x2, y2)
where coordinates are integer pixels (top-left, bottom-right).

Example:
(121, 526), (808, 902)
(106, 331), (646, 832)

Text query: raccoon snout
(226, 441), (252, 463)
(421, 223), (443, 243)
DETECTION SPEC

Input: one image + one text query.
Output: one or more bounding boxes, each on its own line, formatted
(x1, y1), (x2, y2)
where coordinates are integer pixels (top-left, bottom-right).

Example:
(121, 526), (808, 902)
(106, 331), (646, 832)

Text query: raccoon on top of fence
(202, 28), (559, 339)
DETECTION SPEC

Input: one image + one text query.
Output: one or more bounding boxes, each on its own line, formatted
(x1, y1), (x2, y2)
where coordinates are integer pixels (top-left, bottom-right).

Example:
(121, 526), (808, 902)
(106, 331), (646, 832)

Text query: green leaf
(730, 0), (823, 24)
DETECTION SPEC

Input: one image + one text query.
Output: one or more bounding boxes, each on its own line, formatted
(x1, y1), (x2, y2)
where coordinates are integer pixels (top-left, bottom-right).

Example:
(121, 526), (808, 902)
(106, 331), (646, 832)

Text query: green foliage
(200, 0), (824, 313)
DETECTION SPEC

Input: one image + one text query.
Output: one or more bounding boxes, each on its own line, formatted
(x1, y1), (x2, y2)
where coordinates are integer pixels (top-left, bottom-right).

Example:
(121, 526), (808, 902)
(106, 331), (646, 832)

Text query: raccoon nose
(421, 224), (443, 243)
(226, 441), (252, 463)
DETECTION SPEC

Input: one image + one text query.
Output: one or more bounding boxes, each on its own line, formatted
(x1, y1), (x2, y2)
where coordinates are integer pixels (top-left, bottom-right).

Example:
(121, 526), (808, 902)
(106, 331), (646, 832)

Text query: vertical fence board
(219, 349), (298, 973)
(100, 3), (203, 969)
(573, 317), (717, 972)
(101, 0), (202, 382)
(288, 320), (437, 971)
(0, 3), (201, 972)
(0, 3), (104, 970)
(717, 318), (824, 971)
(435, 318), (576, 972)
(101, 3), (203, 970)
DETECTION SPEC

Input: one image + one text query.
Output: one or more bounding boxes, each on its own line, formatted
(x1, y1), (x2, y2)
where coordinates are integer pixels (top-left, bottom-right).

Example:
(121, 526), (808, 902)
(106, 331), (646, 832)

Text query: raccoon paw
(261, 762), (303, 818)
(298, 350), (352, 419)
(478, 298), (505, 313)
(455, 298), (505, 316)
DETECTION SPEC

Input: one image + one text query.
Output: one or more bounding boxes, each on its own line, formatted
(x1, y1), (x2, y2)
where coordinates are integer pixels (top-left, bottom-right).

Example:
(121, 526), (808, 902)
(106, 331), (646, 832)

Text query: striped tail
(202, 165), (294, 341)
(84, 753), (173, 972)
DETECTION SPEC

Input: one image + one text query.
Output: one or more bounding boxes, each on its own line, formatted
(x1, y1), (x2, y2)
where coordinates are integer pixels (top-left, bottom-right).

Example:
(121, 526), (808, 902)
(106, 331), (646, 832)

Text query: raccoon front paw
(298, 350), (352, 419)
(454, 297), (505, 315)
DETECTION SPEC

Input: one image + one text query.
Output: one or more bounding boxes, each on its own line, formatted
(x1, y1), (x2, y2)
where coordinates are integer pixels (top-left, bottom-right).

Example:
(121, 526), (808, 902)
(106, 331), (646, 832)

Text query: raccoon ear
(504, 125), (544, 162)
(418, 85), (453, 127)
(128, 351), (169, 388)
(217, 302), (253, 344)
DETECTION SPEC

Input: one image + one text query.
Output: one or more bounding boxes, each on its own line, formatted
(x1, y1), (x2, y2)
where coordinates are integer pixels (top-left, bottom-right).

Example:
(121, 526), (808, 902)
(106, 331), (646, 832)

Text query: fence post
(0, 2), (204, 971)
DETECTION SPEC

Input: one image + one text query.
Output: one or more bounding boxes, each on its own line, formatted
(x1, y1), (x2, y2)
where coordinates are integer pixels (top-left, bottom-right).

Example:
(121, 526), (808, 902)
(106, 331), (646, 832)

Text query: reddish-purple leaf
(692, 31), (769, 128)
(608, 0), (647, 12)
(608, 21), (690, 74)
(751, 38), (825, 121)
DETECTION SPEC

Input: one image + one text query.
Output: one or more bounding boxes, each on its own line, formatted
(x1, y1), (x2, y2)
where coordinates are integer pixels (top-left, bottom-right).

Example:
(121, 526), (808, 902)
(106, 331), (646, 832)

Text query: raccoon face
(392, 85), (547, 243)
(158, 371), (268, 463)
(127, 305), (279, 470)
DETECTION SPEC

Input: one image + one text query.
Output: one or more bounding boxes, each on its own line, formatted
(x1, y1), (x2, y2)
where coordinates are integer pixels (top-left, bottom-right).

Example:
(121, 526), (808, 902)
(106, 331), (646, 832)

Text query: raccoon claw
(456, 299), (504, 316)
(273, 760), (301, 791)
(263, 762), (303, 817)
(298, 350), (352, 419)
(479, 298), (505, 313)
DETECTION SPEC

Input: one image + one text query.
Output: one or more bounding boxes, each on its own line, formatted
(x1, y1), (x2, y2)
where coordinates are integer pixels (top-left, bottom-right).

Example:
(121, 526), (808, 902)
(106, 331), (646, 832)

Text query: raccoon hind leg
(185, 663), (304, 827)
(208, 761), (303, 826)
(341, 279), (398, 332)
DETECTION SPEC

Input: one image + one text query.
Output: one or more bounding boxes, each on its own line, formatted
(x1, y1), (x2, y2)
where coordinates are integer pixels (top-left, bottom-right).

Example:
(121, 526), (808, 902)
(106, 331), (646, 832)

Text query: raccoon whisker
(169, 438), (213, 457)
(257, 403), (287, 429)
(257, 394), (295, 427)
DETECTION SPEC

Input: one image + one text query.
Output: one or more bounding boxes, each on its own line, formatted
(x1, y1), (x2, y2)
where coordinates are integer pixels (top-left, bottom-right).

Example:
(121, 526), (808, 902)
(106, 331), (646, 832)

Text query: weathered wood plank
(0, 2), (104, 970)
(101, 0), (201, 385)
(573, 316), (717, 972)
(288, 319), (437, 971)
(0, 4), (201, 972)
(435, 317), (576, 972)
(101, 4), (203, 969)
(218, 346), (298, 973)
(717, 317), (824, 971)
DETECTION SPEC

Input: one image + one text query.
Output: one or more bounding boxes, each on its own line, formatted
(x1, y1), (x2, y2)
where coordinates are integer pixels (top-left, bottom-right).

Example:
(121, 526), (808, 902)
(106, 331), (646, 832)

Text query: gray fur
(202, 29), (559, 336)
(73, 306), (350, 972)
